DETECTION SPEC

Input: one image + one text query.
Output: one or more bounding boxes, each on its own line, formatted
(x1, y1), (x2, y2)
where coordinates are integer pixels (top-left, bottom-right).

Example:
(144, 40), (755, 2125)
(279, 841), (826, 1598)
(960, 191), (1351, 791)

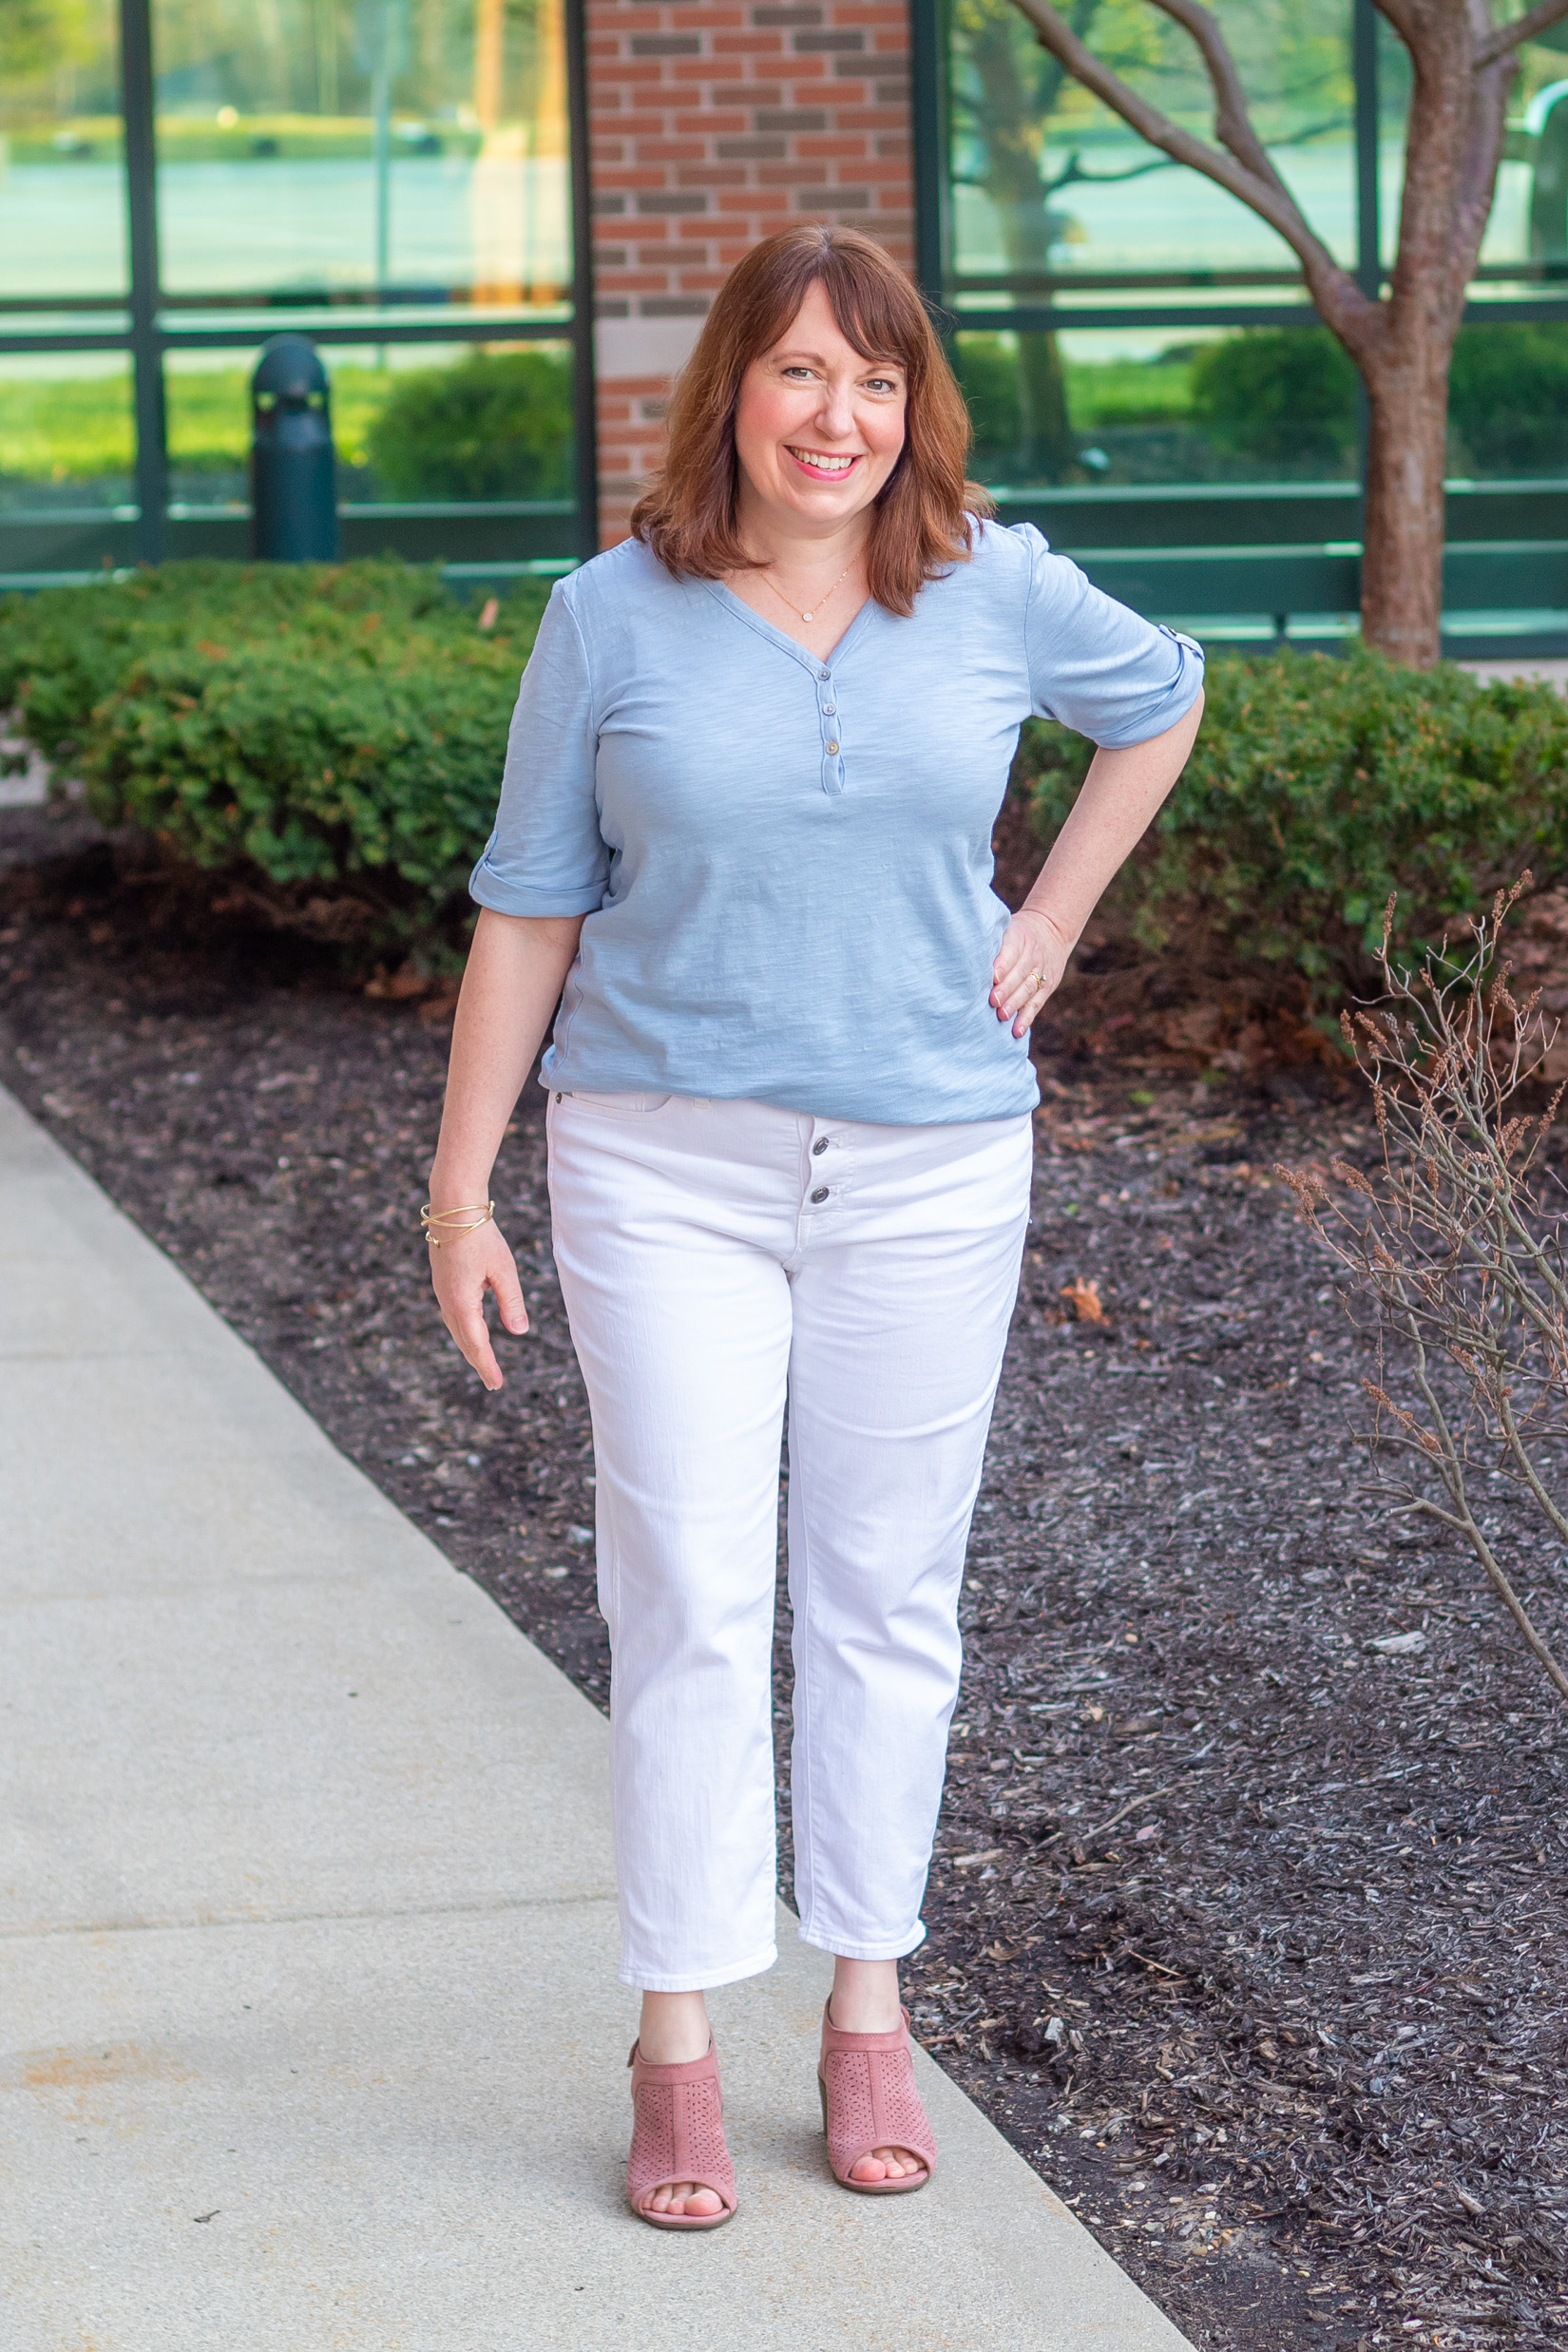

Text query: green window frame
(0, 0), (598, 587)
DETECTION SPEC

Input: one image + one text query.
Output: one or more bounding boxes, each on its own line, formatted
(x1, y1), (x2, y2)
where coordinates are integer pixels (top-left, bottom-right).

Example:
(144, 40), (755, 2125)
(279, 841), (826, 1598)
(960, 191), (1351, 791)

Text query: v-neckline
(702, 578), (877, 673)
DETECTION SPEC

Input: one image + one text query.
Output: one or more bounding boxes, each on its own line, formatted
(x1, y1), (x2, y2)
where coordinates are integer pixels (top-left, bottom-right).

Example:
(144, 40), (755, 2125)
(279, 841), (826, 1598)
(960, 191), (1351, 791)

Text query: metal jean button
(811, 1185), (829, 1204)
(812, 1136), (828, 1155)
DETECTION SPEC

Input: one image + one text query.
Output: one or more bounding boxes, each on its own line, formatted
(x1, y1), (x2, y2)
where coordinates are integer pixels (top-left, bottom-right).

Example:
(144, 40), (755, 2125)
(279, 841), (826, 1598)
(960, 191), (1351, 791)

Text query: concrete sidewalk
(0, 1082), (1193, 2352)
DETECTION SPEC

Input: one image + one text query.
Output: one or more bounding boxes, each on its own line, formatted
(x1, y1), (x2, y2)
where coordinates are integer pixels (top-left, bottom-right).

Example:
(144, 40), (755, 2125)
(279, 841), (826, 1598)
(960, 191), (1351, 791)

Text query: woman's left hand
(990, 907), (1074, 1038)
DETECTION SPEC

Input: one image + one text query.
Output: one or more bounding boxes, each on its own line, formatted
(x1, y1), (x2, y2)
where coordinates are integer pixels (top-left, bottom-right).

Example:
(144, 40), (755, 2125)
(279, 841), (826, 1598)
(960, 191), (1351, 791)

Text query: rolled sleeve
(1018, 524), (1205, 748)
(468, 581), (610, 919)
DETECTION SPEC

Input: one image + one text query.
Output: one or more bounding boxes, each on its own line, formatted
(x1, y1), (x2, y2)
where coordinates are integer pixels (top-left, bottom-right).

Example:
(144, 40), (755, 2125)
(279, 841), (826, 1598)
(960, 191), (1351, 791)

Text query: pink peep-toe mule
(817, 2000), (938, 2194)
(625, 2037), (737, 2230)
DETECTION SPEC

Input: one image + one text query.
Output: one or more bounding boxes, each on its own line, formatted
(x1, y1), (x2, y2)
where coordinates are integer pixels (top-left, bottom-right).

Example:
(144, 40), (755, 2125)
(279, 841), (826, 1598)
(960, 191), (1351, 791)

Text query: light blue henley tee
(469, 519), (1204, 1126)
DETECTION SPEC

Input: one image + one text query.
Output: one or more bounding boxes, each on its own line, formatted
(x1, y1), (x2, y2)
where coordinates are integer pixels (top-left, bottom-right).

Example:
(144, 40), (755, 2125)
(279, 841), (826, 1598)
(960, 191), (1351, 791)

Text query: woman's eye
(864, 376), (900, 394)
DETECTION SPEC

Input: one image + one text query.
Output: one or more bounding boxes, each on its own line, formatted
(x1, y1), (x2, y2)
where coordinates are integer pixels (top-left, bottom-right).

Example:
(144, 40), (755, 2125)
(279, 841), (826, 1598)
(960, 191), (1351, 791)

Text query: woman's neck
(735, 494), (871, 580)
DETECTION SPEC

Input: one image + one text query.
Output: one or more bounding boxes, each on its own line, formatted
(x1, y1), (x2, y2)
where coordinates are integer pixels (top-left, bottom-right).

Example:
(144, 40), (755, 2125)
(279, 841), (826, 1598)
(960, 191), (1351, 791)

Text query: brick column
(584, 0), (916, 545)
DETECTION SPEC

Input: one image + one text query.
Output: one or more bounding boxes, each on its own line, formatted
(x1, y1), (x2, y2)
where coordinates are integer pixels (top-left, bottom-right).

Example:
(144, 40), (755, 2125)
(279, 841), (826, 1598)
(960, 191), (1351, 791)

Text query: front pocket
(555, 1090), (673, 1116)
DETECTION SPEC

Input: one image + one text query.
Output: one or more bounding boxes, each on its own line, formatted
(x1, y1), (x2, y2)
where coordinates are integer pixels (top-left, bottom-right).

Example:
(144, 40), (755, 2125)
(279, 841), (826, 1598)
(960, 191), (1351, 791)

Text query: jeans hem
(619, 1940), (778, 1994)
(796, 1920), (927, 1963)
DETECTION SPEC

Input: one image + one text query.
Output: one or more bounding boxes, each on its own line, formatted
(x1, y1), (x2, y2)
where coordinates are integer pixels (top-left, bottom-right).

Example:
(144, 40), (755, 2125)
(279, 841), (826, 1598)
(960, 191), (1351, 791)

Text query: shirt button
(822, 700), (836, 715)
(811, 1186), (829, 1204)
(826, 740), (839, 755)
(812, 1136), (828, 1156)
(819, 667), (831, 679)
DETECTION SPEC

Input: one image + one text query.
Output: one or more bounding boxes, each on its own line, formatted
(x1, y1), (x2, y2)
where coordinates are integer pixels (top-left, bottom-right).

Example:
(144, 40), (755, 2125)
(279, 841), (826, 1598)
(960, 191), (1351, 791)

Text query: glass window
(163, 349), (251, 507)
(0, 352), (135, 509)
(0, 352), (134, 582)
(954, 323), (1360, 491)
(946, 0), (1355, 308)
(332, 338), (576, 504)
(940, 3), (1568, 502)
(151, 0), (570, 306)
(1445, 320), (1568, 479)
(0, 0), (126, 300)
(164, 336), (574, 502)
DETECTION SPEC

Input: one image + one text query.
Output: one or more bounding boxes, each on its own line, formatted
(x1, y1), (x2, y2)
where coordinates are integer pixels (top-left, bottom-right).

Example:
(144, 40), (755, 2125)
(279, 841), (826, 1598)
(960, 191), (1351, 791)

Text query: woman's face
(732, 278), (908, 539)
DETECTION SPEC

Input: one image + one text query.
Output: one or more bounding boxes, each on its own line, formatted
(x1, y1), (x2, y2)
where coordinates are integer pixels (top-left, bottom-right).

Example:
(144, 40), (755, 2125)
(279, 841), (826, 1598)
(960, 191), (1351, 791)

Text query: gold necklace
(759, 558), (856, 625)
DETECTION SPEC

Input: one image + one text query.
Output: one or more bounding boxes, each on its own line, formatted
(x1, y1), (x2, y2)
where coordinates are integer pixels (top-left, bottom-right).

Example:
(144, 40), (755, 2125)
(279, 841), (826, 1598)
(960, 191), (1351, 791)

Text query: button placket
(800, 1126), (853, 1233)
(817, 664), (844, 796)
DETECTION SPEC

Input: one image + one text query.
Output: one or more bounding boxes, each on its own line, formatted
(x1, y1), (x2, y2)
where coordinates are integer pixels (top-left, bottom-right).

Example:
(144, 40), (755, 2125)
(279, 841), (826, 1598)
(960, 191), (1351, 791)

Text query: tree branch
(1006, 0), (1385, 363)
(1371, 0), (1423, 53)
(1043, 148), (1179, 197)
(1147, 0), (1304, 208)
(1495, 1385), (1568, 1552)
(1475, 0), (1568, 69)
(1448, 46), (1520, 326)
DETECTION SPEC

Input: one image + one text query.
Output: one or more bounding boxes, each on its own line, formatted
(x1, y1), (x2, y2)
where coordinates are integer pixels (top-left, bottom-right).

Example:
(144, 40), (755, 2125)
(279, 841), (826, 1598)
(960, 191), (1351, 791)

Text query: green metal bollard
(251, 335), (340, 562)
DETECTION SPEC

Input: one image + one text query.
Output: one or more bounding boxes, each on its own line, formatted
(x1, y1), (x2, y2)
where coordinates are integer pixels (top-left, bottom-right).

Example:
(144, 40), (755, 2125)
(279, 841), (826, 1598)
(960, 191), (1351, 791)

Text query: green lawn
(1065, 355), (1196, 431)
(0, 366), (409, 486)
(165, 367), (401, 475)
(3, 349), (1203, 491)
(0, 374), (135, 486)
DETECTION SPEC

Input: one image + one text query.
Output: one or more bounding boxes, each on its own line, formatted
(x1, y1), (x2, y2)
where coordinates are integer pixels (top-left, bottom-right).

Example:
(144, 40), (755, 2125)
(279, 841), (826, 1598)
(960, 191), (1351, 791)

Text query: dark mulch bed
(4, 806), (1566, 2352)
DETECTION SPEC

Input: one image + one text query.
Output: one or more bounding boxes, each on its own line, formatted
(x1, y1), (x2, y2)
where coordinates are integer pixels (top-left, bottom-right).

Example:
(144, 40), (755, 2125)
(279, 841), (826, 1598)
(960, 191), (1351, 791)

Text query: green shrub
(1447, 322), (1568, 474)
(0, 560), (548, 959)
(1189, 327), (1359, 468)
(1020, 645), (1568, 1004)
(952, 335), (1193, 474)
(364, 347), (574, 500)
(1187, 319), (1568, 478)
(951, 335), (1023, 464)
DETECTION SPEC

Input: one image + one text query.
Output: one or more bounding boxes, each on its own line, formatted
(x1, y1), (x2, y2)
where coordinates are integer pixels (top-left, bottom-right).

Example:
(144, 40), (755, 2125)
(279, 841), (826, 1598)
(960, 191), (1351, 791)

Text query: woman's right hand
(428, 1219), (528, 1391)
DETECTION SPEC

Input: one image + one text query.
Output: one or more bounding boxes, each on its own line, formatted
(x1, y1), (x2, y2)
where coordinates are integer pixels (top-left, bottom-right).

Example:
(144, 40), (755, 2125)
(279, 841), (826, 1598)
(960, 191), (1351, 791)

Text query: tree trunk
(965, 0), (1080, 481)
(1360, 340), (1452, 668)
(1015, 329), (1075, 482)
(1350, 17), (1514, 671)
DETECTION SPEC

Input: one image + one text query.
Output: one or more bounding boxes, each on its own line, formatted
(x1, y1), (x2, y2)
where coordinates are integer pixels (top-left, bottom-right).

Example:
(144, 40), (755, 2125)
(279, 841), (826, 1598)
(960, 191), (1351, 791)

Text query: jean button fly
(812, 1136), (828, 1155)
(811, 1185), (829, 1204)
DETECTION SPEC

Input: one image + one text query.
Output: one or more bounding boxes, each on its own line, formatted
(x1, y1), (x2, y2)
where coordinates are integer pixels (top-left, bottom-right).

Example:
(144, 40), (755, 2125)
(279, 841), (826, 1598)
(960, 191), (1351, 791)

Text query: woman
(427, 223), (1203, 2229)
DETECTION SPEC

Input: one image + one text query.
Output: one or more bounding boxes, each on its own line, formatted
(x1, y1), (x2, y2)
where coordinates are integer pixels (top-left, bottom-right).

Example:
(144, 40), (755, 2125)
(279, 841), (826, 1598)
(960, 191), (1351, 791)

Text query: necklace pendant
(802, 609), (813, 621)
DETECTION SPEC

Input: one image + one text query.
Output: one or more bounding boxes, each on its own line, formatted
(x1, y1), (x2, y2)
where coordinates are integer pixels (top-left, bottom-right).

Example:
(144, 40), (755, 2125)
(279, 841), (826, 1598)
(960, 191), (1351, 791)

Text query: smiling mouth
(786, 446), (860, 477)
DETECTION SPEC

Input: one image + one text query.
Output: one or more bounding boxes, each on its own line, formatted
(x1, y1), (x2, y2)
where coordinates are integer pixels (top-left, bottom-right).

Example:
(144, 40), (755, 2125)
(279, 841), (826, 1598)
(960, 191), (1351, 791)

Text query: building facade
(7, 1), (1568, 653)
(585, 0), (916, 542)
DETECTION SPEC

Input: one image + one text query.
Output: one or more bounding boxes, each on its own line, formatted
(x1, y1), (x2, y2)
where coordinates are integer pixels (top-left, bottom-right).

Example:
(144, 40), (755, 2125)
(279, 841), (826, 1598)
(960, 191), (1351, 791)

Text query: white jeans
(546, 1090), (1033, 1993)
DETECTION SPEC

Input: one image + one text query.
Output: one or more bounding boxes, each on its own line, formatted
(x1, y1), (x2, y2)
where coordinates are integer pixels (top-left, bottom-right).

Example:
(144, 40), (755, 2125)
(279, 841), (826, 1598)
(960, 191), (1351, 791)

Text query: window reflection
(0, 354), (135, 512)
(152, 0), (570, 304)
(163, 338), (573, 505)
(955, 326), (1361, 491)
(944, 3), (1568, 500)
(947, 0), (1356, 297)
(0, 0), (125, 299)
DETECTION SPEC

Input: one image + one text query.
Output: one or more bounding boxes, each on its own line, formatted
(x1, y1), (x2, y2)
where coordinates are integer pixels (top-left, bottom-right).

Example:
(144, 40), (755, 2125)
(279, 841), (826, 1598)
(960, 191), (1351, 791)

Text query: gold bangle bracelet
(420, 1200), (495, 1246)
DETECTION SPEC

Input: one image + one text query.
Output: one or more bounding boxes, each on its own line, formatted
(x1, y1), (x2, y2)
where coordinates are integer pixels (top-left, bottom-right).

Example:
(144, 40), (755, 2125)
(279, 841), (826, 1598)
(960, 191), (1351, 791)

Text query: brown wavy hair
(631, 223), (992, 619)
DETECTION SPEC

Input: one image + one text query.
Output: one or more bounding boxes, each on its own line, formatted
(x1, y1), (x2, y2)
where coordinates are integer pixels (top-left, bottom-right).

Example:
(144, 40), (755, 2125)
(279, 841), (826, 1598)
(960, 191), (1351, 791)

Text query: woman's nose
(813, 380), (857, 439)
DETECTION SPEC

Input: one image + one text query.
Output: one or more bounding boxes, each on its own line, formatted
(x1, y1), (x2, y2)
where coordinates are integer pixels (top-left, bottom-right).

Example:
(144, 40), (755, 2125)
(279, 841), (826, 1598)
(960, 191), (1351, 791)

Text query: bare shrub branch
(1278, 883), (1568, 1705)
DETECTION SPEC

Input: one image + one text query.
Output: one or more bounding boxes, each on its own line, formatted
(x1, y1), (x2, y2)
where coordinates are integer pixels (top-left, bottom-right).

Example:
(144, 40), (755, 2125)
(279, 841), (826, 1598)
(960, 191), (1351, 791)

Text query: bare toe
(684, 2188), (722, 2217)
(851, 2153), (890, 2182)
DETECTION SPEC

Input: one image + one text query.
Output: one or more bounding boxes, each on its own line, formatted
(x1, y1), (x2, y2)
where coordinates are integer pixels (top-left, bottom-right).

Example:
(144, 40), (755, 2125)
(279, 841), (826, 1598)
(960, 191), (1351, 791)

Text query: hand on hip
(990, 907), (1072, 1037)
